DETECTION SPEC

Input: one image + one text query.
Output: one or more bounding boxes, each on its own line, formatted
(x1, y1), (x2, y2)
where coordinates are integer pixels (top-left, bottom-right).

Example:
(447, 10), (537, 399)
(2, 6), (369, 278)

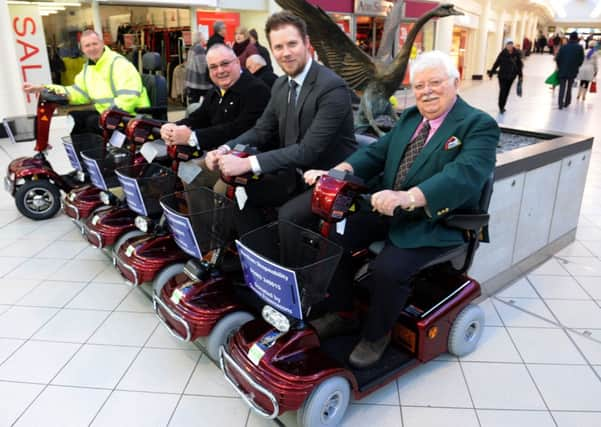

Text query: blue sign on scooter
(82, 157), (107, 190)
(116, 172), (147, 216)
(63, 141), (82, 171)
(235, 240), (303, 320)
(162, 207), (202, 258)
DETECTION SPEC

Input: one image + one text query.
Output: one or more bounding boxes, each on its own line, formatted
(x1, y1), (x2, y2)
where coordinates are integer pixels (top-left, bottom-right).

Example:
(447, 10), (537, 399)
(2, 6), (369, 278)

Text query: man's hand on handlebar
(161, 124), (192, 146)
(23, 83), (45, 95)
(304, 169), (327, 186)
(205, 146), (229, 171)
(218, 153), (252, 176)
(371, 190), (409, 216)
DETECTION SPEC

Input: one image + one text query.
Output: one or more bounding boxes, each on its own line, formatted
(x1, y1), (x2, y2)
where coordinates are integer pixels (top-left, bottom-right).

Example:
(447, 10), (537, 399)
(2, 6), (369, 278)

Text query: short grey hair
(213, 21), (226, 34)
(409, 50), (460, 83)
(247, 54), (266, 67)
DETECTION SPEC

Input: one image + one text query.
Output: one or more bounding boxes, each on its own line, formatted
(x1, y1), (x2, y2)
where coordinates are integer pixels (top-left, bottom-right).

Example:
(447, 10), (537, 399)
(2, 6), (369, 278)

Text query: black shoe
(499, 108), (506, 114)
(348, 334), (391, 369)
(310, 313), (359, 340)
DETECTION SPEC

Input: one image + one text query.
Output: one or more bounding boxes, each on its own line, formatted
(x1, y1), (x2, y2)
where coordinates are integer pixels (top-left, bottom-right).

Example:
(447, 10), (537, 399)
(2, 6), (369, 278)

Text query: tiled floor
(1, 53), (601, 426)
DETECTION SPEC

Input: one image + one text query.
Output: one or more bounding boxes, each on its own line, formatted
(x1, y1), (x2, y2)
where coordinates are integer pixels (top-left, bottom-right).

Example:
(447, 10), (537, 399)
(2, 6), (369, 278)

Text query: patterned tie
(285, 80), (299, 146)
(393, 121), (431, 189)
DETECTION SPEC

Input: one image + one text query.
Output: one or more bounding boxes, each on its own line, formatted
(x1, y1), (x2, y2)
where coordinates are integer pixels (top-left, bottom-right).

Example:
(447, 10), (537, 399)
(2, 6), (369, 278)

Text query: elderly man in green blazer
(305, 50), (499, 368)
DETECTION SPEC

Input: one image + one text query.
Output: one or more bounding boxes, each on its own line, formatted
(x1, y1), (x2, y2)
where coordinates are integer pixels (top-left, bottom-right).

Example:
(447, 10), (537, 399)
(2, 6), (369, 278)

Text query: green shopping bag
(545, 70), (559, 86)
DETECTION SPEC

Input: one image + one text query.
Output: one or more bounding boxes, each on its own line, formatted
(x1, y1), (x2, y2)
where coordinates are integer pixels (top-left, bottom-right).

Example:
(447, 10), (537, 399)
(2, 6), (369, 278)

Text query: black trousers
(234, 168), (302, 236)
(558, 78), (575, 107)
(324, 210), (453, 341)
(498, 77), (515, 110)
(69, 110), (101, 135)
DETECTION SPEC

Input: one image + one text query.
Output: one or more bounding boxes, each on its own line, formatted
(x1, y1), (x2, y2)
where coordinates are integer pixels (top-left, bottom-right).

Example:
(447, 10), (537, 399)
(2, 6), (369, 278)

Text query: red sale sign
(9, 5), (51, 114)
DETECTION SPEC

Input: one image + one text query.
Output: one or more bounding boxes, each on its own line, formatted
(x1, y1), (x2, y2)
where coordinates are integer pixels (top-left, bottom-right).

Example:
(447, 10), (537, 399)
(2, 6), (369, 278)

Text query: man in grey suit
(205, 11), (356, 234)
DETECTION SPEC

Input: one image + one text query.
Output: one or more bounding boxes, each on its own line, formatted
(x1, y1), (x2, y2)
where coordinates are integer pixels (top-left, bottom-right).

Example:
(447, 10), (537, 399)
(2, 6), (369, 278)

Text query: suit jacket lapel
(403, 97), (467, 185)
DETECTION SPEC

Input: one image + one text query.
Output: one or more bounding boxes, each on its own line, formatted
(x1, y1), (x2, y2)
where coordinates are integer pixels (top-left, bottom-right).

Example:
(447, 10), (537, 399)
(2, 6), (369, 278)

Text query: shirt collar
(422, 96), (457, 129)
(288, 57), (312, 88)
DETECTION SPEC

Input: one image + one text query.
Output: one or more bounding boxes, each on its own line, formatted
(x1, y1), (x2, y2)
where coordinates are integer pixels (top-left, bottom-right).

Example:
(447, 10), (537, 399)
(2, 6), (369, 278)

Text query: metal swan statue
(274, 0), (463, 136)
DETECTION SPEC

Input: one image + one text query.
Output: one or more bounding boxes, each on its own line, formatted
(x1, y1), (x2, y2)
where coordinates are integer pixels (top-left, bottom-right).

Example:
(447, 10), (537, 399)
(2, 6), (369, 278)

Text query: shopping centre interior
(1, 1), (601, 426)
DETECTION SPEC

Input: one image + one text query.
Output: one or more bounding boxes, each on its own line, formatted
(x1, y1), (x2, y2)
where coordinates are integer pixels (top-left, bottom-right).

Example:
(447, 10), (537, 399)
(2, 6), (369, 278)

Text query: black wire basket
(2, 115), (36, 143)
(61, 133), (105, 172)
(160, 188), (235, 258)
(115, 163), (177, 216)
(238, 221), (343, 310)
(80, 146), (132, 190)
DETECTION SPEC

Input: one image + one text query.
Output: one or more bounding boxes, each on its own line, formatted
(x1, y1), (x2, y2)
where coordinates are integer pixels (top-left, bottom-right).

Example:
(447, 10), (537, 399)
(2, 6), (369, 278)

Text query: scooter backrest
(138, 52), (168, 121)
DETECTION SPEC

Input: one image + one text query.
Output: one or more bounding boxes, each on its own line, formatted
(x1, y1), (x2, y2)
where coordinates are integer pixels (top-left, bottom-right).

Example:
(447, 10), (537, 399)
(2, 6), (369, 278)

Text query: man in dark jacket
(246, 54), (278, 88)
(206, 21), (226, 50)
(488, 39), (523, 114)
(161, 44), (270, 187)
(556, 31), (585, 109)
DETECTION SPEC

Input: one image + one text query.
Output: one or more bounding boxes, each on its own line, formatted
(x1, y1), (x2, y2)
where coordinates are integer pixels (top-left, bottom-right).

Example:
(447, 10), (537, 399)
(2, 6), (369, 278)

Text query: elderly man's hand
(205, 149), (223, 171)
(304, 169), (327, 186)
(218, 154), (252, 177)
(371, 190), (411, 216)
(161, 124), (192, 146)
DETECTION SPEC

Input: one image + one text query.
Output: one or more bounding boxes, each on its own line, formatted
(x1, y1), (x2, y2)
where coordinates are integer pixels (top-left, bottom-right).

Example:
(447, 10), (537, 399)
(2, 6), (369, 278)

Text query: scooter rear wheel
(14, 179), (61, 220)
(297, 376), (351, 427)
(447, 303), (484, 357)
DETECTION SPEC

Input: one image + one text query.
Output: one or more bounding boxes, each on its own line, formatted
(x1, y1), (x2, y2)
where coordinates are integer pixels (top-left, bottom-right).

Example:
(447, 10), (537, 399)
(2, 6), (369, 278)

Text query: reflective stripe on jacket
(47, 47), (150, 114)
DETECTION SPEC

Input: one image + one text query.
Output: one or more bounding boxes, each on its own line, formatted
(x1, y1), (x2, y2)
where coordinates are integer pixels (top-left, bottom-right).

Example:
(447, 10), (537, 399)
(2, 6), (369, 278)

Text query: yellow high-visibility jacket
(47, 47), (150, 114)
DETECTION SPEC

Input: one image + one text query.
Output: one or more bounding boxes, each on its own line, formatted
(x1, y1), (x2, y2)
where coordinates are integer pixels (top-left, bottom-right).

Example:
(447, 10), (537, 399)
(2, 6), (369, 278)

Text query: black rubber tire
(14, 179), (61, 220)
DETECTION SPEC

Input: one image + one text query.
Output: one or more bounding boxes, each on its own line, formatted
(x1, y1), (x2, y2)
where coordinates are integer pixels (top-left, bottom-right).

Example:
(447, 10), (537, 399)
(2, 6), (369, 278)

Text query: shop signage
(196, 11), (240, 46)
(354, 0), (393, 16)
(8, 5), (51, 115)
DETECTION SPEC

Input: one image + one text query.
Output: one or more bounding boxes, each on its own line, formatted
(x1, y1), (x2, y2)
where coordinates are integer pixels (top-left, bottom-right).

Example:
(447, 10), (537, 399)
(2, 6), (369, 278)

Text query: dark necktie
(393, 121), (431, 189)
(285, 80), (299, 146)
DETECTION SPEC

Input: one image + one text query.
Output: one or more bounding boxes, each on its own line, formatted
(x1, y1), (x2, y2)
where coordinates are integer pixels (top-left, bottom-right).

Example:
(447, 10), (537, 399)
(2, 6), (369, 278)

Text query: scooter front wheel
(297, 376), (351, 427)
(14, 179), (61, 220)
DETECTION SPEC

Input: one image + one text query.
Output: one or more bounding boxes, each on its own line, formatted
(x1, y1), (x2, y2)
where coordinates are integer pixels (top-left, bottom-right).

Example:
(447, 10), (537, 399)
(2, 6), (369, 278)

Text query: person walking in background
(552, 33), (562, 56)
(233, 27), (258, 70)
(556, 31), (584, 109)
(576, 40), (598, 101)
(249, 28), (273, 71)
(488, 39), (523, 114)
(184, 32), (213, 105)
(207, 21), (226, 50)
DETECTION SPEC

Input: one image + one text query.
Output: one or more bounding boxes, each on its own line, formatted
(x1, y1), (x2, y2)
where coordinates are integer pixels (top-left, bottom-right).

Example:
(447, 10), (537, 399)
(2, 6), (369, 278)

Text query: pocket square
(444, 136), (462, 150)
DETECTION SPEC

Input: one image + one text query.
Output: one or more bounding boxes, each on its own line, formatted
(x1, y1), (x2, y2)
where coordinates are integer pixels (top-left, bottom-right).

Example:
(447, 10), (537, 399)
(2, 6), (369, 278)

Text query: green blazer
(346, 96), (499, 249)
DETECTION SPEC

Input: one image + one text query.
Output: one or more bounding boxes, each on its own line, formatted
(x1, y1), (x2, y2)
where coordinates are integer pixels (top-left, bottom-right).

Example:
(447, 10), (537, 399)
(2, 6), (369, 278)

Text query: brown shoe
(348, 334), (391, 369)
(309, 313), (359, 340)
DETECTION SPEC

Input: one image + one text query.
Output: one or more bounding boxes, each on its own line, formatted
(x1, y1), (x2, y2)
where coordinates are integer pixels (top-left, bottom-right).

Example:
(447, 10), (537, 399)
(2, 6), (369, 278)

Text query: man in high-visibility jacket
(24, 30), (150, 134)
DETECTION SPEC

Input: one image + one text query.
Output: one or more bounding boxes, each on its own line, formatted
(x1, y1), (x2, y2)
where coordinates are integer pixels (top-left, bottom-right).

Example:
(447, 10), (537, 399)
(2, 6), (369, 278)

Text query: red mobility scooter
(219, 170), (493, 427)
(3, 89), (102, 220)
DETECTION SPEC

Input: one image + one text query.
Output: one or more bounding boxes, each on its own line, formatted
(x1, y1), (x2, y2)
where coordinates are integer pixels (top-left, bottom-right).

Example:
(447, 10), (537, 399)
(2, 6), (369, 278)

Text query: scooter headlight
(9, 172), (15, 181)
(100, 191), (111, 205)
(134, 216), (150, 233)
(76, 171), (85, 182)
(68, 191), (77, 202)
(262, 306), (290, 333)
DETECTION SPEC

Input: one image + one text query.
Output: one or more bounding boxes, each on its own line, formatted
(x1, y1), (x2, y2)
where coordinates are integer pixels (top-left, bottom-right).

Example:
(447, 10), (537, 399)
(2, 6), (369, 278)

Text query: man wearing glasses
(204, 11), (356, 234)
(303, 51), (498, 368)
(160, 44), (270, 187)
(161, 43), (270, 150)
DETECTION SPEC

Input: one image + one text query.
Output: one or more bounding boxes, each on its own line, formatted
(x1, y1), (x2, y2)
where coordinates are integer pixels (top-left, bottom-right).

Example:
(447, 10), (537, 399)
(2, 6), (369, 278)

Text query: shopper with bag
(488, 39), (523, 114)
(576, 41), (598, 101)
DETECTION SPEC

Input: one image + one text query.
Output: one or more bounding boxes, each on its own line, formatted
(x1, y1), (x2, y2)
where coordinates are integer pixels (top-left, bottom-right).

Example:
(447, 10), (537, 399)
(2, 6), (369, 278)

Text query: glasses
(412, 79), (448, 92)
(208, 59), (236, 71)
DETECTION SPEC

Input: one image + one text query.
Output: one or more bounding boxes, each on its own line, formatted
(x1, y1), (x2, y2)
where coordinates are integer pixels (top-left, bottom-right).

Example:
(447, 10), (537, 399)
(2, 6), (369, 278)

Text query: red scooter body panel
(62, 185), (103, 220)
(115, 234), (189, 285)
(83, 207), (137, 248)
(224, 320), (355, 414)
(156, 273), (245, 341)
(9, 157), (72, 192)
